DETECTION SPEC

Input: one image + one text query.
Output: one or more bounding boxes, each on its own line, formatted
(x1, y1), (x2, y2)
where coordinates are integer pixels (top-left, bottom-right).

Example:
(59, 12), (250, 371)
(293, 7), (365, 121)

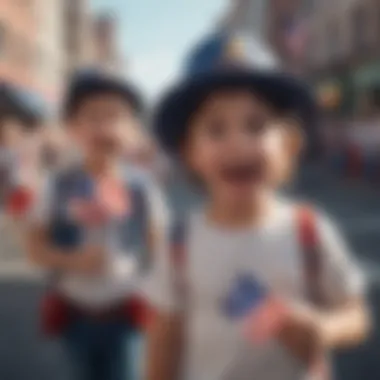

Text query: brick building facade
(306, 0), (378, 73)
(91, 14), (121, 75)
(0, 0), (39, 89)
(265, 0), (380, 115)
(266, 0), (311, 73)
(0, 0), (122, 109)
(63, 0), (93, 77)
(306, 0), (380, 115)
(0, 0), (66, 102)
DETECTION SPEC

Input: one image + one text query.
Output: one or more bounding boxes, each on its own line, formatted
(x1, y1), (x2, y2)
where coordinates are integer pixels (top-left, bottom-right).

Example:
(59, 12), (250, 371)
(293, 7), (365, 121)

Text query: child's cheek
(188, 140), (219, 180)
(263, 132), (288, 184)
(263, 131), (285, 165)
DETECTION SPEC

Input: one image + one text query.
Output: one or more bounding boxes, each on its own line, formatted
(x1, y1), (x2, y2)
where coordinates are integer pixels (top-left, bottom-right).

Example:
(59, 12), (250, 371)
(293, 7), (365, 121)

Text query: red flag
(96, 177), (130, 219)
(243, 295), (289, 343)
(224, 274), (289, 343)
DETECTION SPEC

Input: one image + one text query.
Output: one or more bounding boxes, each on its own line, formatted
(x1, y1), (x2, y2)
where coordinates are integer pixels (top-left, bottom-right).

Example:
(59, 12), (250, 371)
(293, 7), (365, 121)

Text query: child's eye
(244, 115), (267, 135)
(205, 120), (227, 140)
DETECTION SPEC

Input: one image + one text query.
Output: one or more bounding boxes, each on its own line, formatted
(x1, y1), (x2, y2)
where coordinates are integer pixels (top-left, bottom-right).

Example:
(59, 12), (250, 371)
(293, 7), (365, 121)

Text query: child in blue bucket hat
(145, 32), (369, 380)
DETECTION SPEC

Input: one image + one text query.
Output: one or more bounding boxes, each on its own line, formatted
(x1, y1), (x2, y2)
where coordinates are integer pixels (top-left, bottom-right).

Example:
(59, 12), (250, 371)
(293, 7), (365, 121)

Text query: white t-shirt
(29, 167), (170, 308)
(145, 200), (365, 380)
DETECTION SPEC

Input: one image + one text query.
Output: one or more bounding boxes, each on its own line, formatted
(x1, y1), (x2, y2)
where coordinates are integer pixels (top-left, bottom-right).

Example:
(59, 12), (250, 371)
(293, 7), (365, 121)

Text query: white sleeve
(317, 213), (367, 305)
(146, 180), (171, 229)
(141, 220), (184, 314)
(28, 175), (55, 226)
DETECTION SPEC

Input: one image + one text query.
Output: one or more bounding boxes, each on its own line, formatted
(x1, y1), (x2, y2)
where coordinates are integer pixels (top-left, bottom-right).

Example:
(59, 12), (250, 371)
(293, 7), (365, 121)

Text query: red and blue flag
(223, 274), (288, 343)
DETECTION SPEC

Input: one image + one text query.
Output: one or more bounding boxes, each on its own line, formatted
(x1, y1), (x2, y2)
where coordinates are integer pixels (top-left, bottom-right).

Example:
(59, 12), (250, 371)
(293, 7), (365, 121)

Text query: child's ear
(272, 119), (304, 187)
(284, 121), (305, 158)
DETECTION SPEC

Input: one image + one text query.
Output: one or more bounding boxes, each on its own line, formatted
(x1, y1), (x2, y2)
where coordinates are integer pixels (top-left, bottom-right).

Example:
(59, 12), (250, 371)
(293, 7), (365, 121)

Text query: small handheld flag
(96, 177), (130, 219)
(223, 274), (288, 343)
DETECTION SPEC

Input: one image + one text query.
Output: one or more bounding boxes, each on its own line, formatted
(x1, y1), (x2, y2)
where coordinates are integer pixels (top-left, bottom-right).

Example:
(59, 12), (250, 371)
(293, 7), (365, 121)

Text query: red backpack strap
(297, 205), (325, 307)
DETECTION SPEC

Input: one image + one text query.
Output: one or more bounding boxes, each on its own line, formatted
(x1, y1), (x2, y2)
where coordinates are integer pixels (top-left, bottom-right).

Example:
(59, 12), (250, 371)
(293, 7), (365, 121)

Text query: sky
(91, 0), (228, 99)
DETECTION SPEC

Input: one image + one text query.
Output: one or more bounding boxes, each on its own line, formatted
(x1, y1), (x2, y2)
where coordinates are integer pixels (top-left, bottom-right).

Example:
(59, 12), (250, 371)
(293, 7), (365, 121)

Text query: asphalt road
(0, 167), (380, 380)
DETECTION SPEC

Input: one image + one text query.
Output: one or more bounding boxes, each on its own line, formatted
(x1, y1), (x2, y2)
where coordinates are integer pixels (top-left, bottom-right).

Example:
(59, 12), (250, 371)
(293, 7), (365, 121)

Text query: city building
(90, 13), (122, 75)
(0, 0), (40, 89)
(222, 0), (268, 41)
(222, 0), (311, 73)
(0, 0), (124, 119)
(306, 0), (380, 116)
(0, 0), (64, 115)
(35, 0), (65, 101)
(266, 0), (311, 73)
(63, 0), (93, 77)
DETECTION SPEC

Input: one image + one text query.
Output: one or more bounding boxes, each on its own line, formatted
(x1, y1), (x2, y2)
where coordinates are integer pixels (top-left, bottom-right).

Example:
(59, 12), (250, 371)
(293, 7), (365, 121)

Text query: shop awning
(353, 64), (380, 88)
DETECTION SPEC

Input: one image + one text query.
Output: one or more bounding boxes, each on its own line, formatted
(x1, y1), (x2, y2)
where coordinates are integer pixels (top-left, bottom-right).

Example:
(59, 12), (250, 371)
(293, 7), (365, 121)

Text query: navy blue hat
(154, 32), (317, 155)
(63, 69), (144, 120)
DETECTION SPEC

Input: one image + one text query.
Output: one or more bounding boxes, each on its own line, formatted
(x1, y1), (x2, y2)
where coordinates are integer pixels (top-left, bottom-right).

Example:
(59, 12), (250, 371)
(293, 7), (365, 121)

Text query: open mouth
(220, 161), (263, 185)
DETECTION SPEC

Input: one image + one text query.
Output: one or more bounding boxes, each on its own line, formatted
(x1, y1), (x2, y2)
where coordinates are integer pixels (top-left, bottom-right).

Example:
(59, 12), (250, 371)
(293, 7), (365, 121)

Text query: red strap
(297, 206), (325, 306)
(298, 206), (318, 250)
(297, 206), (330, 379)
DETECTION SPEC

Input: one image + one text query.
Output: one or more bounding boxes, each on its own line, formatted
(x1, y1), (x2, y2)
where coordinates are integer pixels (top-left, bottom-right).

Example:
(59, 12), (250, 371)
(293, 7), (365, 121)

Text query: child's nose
(227, 129), (249, 148)
(229, 130), (260, 153)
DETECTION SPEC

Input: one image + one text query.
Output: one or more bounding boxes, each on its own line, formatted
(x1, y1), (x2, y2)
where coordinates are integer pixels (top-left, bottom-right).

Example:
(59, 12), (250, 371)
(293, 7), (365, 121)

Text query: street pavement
(0, 167), (380, 379)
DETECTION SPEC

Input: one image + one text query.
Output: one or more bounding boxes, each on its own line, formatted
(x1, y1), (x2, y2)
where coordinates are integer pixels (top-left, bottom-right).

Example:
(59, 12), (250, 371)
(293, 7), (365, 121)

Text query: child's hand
(69, 199), (109, 226)
(276, 303), (324, 367)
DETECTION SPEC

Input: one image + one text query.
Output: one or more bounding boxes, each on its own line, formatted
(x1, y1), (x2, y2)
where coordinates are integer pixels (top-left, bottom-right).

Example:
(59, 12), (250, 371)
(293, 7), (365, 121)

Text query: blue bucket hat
(153, 32), (317, 155)
(62, 69), (144, 120)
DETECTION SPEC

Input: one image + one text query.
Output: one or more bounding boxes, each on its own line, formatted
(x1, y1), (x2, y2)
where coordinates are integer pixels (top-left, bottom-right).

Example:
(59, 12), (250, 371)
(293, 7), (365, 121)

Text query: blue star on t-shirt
(223, 273), (267, 319)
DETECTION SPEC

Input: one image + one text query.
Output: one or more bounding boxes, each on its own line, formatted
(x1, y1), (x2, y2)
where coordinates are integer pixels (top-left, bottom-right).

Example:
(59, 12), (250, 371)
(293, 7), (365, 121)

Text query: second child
(26, 71), (169, 380)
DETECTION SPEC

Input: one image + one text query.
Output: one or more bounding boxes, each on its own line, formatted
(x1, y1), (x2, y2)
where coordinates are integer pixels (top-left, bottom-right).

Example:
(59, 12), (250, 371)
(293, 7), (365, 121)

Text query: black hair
(62, 74), (144, 122)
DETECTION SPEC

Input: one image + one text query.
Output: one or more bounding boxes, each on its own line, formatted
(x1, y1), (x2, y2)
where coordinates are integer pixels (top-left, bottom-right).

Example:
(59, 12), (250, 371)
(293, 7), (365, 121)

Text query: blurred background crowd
(2, 0), (380, 379)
